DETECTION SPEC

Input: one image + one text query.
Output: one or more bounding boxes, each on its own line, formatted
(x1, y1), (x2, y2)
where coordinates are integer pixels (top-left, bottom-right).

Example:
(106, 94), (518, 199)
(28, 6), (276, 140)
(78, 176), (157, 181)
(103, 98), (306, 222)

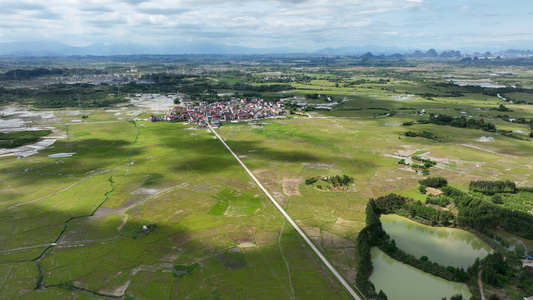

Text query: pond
(495, 230), (533, 252)
(381, 214), (491, 268)
(370, 247), (472, 300)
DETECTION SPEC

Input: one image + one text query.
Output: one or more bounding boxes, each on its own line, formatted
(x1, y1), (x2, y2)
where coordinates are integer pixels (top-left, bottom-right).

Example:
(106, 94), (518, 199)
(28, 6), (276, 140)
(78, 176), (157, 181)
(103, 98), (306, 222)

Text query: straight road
(208, 124), (363, 300)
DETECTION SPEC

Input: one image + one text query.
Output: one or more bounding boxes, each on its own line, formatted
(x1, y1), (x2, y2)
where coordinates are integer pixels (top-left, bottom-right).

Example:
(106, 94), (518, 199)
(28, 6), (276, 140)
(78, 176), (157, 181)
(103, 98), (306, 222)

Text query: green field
(1, 60), (533, 299)
(0, 110), (351, 299)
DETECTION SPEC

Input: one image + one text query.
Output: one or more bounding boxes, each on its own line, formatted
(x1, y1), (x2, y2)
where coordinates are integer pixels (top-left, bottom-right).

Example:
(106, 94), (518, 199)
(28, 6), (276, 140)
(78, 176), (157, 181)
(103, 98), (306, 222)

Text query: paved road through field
(208, 123), (363, 300)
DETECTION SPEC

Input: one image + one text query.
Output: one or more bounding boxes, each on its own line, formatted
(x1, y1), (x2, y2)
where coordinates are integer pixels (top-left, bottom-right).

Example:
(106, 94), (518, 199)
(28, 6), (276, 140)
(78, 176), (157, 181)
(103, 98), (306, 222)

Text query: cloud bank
(0, 0), (532, 51)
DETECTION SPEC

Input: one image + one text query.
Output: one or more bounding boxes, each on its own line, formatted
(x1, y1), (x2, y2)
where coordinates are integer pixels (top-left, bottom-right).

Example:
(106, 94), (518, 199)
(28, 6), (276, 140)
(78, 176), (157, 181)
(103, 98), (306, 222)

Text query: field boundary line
(208, 123), (363, 300)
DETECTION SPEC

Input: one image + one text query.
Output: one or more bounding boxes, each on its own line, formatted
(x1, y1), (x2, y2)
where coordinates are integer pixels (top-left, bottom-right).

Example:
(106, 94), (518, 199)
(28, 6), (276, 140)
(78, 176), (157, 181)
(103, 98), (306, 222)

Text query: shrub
(305, 178), (318, 185)
(419, 177), (448, 188)
(418, 185), (427, 194)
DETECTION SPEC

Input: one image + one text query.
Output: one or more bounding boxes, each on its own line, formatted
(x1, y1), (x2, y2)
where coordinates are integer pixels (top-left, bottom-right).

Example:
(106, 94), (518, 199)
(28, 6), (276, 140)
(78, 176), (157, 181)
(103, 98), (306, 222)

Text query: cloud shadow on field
(0, 138), (142, 181)
(170, 138), (323, 174)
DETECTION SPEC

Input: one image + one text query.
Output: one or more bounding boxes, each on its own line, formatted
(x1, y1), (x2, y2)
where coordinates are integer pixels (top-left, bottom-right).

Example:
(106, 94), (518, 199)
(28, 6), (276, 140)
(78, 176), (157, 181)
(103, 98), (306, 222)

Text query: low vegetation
(0, 130), (52, 148)
(305, 174), (354, 191)
(419, 177), (448, 188)
(1, 55), (533, 300)
(405, 130), (440, 140)
(173, 263), (199, 278)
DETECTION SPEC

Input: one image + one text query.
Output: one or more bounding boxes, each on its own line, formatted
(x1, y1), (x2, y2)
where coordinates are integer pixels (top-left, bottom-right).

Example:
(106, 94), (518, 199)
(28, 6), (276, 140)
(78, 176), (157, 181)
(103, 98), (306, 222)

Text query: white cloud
(0, 0), (531, 51)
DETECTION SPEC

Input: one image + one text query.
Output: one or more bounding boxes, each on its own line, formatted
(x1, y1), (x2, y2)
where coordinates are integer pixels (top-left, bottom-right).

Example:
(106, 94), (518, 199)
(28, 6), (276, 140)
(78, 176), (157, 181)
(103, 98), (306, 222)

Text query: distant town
(149, 98), (287, 127)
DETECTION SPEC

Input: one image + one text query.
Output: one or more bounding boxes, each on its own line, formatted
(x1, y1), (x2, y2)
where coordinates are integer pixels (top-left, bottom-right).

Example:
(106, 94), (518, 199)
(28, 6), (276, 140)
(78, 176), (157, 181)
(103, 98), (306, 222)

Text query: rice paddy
(1, 62), (533, 299)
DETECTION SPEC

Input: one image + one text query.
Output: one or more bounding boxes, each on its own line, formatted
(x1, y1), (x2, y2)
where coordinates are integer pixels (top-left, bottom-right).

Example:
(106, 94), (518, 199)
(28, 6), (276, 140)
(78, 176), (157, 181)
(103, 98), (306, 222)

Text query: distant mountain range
(0, 41), (298, 56)
(0, 41), (531, 57)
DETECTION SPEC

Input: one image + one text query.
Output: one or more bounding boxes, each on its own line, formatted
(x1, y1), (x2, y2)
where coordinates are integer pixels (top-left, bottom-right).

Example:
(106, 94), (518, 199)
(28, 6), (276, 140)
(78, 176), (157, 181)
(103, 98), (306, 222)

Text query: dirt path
(278, 221), (295, 299)
(460, 144), (517, 158)
(3, 176), (93, 211)
(116, 186), (178, 231)
(478, 268), (486, 300)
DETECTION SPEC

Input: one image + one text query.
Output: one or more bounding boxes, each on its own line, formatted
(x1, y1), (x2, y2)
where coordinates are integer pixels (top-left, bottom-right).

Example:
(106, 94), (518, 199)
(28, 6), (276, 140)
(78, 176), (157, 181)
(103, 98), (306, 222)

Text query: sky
(1, 0), (532, 51)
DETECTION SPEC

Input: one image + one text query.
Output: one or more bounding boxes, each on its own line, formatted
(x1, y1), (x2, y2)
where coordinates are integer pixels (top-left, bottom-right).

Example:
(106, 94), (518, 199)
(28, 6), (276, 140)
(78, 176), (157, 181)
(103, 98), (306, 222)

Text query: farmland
(1, 55), (533, 299)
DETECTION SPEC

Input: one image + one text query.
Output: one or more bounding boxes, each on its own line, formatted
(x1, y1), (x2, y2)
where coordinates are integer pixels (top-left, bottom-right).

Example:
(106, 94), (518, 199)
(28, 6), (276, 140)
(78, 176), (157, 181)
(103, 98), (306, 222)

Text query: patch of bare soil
(0, 139), (57, 158)
(336, 218), (359, 227)
(92, 207), (121, 218)
(154, 262), (174, 269)
(461, 144), (512, 156)
(252, 167), (269, 174)
(302, 162), (336, 170)
(98, 272), (130, 296)
(309, 236), (322, 249)
(282, 178), (302, 197)
(328, 217), (365, 238)
(191, 185), (211, 193)
(328, 185), (350, 192)
(131, 187), (161, 195)
(426, 187), (443, 196)
(73, 281), (90, 290)
(173, 269), (188, 276)
(237, 242), (256, 248)
(159, 251), (181, 262)
(321, 230), (356, 248)
(300, 226), (321, 237)
(215, 248), (247, 270)
(349, 202), (366, 212)
(169, 232), (193, 246)
(342, 248), (358, 283)
(254, 168), (281, 186)
(477, 136), (495, 142)
(227, 232), (254, 244)
(397, 149), (418, 157)
(327, 248), (357, 284)
(254, 228), (280, 245)
(271, 192), (287, 207)
(346, 184), (359, 192)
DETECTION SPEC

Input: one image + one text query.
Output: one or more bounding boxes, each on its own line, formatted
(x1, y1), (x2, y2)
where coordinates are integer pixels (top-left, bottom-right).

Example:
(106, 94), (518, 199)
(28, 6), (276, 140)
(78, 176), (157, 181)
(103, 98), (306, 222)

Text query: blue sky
(0, 0), (532, 51)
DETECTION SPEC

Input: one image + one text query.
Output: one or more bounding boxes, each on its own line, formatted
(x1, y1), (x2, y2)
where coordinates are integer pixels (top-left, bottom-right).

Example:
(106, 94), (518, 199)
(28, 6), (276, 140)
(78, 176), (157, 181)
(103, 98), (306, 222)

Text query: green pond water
(370, 247), (472, 300)
(381, 214), (492, 268)
(496, 230), (533, 252)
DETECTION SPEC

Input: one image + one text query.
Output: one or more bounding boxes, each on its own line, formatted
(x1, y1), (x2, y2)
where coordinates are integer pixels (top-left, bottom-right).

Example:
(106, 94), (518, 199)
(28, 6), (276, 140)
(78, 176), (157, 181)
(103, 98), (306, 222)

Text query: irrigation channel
(29, 120), (142, 299)
(207, 123), (363, 300)
(31, 176), (119, 299)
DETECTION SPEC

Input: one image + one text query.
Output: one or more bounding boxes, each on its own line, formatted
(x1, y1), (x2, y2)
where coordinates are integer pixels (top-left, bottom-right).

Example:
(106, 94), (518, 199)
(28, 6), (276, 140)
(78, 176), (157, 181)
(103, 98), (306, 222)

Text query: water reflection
(496, 231), (533, 251)
(381, 214), (491, 268)
(370, 247), (472, 300)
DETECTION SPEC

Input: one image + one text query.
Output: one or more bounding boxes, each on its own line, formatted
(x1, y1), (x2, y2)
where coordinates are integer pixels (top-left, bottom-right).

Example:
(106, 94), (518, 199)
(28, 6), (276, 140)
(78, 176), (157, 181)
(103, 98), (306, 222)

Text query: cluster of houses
(149, 98), (286, 127)
(60, 73), (140, 85)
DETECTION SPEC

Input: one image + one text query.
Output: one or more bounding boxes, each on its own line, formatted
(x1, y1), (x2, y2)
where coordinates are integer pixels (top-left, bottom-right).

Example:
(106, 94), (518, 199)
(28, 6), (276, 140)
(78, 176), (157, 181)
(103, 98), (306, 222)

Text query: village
(148, 98), (287, 127)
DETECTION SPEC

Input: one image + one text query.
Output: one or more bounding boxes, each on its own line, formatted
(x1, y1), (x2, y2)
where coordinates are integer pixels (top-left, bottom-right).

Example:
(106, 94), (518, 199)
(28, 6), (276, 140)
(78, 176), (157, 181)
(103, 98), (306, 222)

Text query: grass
(1, 63), (533, 299)
(173, 263), (199, 277)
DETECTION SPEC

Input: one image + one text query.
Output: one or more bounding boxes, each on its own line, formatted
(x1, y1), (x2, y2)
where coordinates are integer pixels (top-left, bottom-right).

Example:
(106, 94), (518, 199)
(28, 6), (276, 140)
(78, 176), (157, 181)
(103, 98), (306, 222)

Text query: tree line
(404, 130), (440, 140)
(0, 84), (127, 108)
(419, 176), (448, 188)
(441, 185), (533, 239)
(427, 114), (497, 132)
(356, 194), (468, 300)
(0, 130), (52, 148)
(356, 188), (533, 299)
(3, 68), (63, 80)
(469, 180), (517, 195)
